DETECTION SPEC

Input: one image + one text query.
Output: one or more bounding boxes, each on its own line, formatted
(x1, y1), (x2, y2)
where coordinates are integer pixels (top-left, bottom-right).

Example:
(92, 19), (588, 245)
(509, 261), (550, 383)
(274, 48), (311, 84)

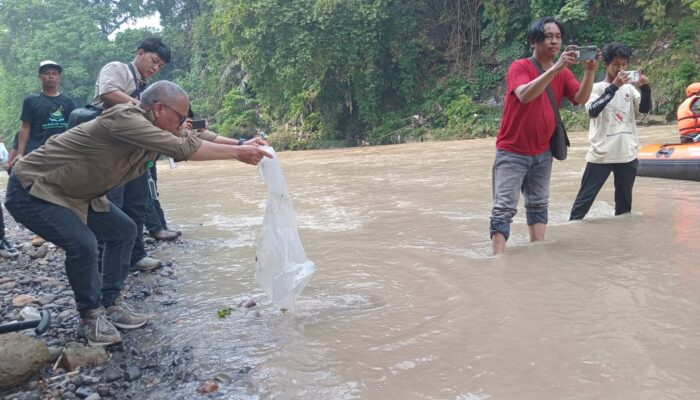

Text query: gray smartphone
(575, 46), (597, 61)
(623, 70), (640, 83)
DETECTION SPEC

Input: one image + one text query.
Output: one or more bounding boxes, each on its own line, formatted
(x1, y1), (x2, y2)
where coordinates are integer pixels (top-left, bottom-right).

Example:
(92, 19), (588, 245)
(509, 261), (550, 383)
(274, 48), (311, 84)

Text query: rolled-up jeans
(4, 174), (137, 314)
(490, 149), (552, 241)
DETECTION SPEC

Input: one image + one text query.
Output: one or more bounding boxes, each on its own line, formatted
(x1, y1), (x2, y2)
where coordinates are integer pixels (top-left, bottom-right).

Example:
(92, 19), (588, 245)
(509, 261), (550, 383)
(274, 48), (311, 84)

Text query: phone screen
(191, 119), (206, 129)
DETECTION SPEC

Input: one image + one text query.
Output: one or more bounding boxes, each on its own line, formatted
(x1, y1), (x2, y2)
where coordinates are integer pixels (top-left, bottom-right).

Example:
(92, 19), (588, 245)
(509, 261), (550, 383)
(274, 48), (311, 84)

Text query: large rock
(0, 333), (50, 390)
(12, 294), (39, 307)
(60, 342), (108, 371)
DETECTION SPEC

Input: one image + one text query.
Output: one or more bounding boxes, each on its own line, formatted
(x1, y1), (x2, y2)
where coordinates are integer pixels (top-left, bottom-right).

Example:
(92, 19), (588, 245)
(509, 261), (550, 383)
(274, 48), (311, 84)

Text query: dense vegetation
(1, 0), (698, 150)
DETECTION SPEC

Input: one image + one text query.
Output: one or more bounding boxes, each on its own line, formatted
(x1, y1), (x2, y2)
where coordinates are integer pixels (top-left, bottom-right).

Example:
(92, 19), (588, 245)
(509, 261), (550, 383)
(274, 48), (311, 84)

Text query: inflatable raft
(637, 142), (700, 181)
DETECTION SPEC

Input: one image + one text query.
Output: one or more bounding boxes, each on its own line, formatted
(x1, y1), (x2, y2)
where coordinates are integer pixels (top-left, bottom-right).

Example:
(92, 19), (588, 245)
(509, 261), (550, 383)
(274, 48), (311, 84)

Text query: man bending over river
(4, 81), (272, 346)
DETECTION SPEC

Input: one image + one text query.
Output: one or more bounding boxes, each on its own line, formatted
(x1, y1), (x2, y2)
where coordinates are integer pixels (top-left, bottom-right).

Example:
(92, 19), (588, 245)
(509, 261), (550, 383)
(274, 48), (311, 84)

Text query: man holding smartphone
(569, 42), (652, 220)
(489, 16), (598, 255)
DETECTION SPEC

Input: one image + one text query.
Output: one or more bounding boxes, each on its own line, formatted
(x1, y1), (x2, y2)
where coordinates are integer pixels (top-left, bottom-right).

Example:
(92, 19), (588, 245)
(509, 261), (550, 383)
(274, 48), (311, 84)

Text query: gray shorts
(490, 149), (552, 241)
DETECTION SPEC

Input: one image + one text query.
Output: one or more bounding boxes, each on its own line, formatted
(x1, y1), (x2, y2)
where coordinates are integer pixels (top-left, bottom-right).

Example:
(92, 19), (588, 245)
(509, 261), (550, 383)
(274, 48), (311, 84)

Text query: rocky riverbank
(0, 216), (242, 400)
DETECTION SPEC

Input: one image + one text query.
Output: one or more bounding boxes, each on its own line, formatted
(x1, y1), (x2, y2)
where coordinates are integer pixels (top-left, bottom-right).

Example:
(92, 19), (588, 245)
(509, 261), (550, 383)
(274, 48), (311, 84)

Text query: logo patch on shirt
(42, 106), (68, 130)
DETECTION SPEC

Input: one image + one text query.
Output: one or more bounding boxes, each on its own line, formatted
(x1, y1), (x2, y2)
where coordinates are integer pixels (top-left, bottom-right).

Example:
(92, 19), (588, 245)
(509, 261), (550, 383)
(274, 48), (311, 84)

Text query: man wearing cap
(90, 37), (173, 272)
(13, 60), (75, 248)
(15, 60), (75, 162)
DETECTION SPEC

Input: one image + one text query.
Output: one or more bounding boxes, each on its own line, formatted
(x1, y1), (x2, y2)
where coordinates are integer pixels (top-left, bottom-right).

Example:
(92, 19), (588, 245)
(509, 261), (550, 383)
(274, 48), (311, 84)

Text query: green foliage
(671, 17), (700, 50)
(214, 89), (268, 137)
(557, 0), (589, 23)
(561, 108), (589, 131)
(643, 41), (699, 119)
(683, 0), (700, 13)
(0, 0), (159, 144)
(0, 0), (697, 148)
(529, 0), (564, 17)
(217, 308), (232, 318)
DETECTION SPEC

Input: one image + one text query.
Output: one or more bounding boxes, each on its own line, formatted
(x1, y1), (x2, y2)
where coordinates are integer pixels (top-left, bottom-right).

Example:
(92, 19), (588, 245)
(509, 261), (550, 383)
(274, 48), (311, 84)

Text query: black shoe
(0, 238), (18, 258)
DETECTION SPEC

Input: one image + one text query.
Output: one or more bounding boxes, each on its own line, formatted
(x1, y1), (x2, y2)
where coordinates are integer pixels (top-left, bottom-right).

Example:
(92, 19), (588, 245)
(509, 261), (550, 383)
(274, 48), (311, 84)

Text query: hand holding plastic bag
(256, 146), (315, 311)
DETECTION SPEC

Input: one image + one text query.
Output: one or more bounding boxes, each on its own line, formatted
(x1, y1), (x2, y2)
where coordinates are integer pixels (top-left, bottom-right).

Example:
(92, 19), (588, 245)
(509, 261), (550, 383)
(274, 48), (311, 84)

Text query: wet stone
(58, 310), (76, 321)
(61, 392), (78, 400)
(96, 383), (111, 397)
(104, 369), (122, 383)
(215, 372), (233, 384)
(48, 346), (63, 362)
(123, 366), (141, 381)
(38, 294), (57, 305)
(74, 386), (93, 398)
(238, 366), (252, 374)
(24, 381), (39, 391)
(13, 392), (41, 400)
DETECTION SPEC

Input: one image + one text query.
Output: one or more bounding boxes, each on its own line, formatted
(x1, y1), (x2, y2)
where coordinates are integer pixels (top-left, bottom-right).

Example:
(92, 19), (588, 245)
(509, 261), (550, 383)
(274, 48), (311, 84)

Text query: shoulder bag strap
(528, 57), (563, 126)
(127, 62), (146, 100)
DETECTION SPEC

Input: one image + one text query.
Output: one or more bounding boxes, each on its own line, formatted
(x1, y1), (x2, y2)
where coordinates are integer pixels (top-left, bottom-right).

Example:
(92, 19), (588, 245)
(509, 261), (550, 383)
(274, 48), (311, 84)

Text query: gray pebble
(75, 386), (93, 399)
(123, 366), (141, 381)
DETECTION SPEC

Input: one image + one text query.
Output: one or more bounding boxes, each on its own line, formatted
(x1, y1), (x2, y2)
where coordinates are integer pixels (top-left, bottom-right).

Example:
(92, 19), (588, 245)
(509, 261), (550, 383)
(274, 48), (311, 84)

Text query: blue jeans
(106, 172), (148, 265)
(490, 149), (552, 241)
(4, 175), (137, 314)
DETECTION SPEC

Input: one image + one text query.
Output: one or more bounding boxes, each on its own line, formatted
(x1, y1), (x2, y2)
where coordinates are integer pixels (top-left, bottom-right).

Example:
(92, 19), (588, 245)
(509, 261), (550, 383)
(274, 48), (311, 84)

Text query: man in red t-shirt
(490, 16), (599, 255)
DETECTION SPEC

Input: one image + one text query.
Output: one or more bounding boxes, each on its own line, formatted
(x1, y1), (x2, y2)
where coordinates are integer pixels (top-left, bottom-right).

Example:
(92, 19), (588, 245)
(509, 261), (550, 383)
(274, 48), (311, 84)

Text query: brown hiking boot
(78, 307), (122, 346)
(105, 298), (149, 330)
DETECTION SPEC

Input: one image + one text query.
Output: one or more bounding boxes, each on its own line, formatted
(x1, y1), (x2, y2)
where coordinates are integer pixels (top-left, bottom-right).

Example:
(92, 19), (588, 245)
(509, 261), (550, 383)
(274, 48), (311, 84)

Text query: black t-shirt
(20, 93), (75, 154)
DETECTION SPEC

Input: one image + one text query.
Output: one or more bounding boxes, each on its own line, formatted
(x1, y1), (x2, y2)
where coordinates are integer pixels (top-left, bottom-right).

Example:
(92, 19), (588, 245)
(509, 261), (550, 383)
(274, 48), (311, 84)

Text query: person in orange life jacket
(678, 82), (700, 143)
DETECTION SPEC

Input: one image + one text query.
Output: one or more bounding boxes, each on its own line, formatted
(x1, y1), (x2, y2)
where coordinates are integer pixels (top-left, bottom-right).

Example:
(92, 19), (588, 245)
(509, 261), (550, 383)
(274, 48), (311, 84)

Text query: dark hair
(601, 42), (632, 65)
(137, 37), (171, 64)
(527, 17), (565, 45)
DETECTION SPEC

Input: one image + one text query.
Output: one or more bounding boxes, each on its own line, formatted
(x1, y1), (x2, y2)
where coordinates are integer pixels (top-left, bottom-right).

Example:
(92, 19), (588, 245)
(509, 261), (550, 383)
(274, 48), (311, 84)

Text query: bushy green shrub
(561, 108), (589, 131)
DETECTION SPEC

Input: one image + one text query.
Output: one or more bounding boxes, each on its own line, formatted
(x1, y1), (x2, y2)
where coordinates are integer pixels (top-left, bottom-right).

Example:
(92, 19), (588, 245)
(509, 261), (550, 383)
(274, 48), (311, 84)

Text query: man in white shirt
(569, 42), (652, 220)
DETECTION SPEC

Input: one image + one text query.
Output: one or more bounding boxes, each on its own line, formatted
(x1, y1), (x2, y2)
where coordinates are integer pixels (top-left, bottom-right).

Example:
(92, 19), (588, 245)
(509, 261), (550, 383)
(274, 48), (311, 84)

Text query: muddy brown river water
(12, 124), (700, 399)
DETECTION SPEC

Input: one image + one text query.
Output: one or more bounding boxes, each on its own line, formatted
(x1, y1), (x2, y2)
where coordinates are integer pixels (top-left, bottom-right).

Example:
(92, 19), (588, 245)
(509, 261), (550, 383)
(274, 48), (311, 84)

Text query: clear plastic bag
(256, 146), (315, 311)
(0, 142), (8, 164)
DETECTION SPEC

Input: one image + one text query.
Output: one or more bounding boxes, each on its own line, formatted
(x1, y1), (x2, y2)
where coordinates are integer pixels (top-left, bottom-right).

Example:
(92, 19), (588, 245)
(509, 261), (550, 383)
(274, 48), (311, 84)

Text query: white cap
(39, 60), (62, 73)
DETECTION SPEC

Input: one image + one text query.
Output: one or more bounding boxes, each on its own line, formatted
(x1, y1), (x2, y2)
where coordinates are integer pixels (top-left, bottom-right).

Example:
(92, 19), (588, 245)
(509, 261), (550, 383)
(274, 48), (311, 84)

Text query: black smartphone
(191, 119), (206, 130)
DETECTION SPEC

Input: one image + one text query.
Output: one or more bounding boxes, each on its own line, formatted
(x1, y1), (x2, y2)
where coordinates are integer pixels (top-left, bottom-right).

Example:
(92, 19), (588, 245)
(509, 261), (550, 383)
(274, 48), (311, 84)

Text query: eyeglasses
(157, 102), (187, 125)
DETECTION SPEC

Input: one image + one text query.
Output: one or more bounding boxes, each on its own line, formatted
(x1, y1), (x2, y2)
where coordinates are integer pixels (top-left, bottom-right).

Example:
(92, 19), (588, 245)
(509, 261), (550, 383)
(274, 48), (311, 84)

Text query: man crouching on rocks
(4, 81), (272, 346)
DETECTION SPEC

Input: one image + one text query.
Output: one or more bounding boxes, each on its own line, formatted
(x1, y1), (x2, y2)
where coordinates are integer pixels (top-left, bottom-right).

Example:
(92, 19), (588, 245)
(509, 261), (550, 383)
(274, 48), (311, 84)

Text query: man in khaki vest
(91, 37), (172, 271)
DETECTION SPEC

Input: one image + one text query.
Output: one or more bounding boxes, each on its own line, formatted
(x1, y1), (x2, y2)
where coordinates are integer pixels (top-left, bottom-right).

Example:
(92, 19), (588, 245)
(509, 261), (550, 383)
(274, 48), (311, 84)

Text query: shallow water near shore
(9, 124), (700, 399)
